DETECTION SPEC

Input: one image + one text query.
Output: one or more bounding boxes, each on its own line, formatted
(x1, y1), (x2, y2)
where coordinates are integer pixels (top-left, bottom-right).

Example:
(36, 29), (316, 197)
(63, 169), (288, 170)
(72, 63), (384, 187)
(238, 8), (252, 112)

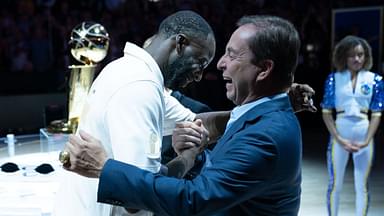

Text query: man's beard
(163, 56), (194, 90)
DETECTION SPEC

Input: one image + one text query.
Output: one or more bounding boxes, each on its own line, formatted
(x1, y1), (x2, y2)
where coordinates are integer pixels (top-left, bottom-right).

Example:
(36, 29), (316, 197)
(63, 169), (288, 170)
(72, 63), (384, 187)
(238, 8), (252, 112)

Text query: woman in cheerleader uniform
(321, 35), (384, 216)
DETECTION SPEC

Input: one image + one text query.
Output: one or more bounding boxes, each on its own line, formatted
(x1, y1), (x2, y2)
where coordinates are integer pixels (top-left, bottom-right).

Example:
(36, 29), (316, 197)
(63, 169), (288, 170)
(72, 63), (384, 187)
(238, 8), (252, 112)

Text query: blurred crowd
(0, 0), (381, 109)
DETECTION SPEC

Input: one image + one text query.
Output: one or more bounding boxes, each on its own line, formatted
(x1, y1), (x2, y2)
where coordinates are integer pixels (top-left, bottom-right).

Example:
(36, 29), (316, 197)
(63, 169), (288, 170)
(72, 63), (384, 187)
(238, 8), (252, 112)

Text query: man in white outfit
(54, 10), (217, 216)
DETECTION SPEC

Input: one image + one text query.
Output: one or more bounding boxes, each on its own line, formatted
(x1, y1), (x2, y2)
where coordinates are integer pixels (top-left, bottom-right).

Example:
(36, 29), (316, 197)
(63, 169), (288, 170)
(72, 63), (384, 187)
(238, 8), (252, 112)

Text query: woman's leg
(327, 137), (350, 216)
(353, 141), (373, 216)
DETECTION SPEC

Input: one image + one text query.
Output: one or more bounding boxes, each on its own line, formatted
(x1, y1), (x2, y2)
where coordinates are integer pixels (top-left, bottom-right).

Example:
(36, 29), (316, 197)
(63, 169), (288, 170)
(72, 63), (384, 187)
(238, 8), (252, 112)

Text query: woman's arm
(356, 113), (382, 148)
(322, 110), (359, 152)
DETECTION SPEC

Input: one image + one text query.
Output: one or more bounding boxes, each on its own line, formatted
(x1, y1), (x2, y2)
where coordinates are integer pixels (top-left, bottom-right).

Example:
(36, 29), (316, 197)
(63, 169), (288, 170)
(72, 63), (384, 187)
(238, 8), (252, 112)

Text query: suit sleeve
(98, 129), (279, 216)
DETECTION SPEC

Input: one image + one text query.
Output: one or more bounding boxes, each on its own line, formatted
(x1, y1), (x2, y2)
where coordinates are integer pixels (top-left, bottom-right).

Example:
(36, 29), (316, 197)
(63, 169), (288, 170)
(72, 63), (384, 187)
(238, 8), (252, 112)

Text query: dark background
(0, 0), (383, 142)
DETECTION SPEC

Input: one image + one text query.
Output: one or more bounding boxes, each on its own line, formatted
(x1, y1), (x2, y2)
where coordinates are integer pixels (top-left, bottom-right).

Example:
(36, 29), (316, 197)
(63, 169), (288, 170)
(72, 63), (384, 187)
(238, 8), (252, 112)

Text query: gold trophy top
(69, 22), (110, 65)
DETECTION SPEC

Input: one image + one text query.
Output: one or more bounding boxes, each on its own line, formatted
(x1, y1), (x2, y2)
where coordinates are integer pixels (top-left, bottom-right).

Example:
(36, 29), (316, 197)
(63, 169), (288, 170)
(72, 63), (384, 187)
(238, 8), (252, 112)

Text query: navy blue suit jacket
(98, 96), (302, 216)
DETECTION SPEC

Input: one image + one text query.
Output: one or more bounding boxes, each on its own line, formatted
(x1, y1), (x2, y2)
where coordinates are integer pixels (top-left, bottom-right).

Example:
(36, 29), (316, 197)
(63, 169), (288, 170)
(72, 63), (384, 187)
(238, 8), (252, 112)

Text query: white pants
(326, 116), (373, 216)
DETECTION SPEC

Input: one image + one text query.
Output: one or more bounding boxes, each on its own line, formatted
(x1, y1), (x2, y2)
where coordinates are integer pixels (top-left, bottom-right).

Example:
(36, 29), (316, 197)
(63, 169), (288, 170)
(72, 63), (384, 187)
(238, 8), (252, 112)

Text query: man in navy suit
(64, 15), (302, 215)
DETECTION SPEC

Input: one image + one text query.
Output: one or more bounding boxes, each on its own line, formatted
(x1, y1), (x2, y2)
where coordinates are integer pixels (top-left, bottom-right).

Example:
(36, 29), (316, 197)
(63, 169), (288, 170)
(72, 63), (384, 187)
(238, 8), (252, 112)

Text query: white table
(0, 133), (68, 216)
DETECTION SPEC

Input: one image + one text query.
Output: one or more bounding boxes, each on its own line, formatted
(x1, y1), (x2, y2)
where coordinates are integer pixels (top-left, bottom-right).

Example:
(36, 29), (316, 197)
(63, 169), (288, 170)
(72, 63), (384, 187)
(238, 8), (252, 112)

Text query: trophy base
(40, 128), (69, 152)
(46, 119), (74, 134)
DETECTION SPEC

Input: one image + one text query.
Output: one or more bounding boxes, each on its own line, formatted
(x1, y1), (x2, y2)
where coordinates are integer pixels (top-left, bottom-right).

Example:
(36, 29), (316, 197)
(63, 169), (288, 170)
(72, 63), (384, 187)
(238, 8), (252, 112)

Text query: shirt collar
(225, 93), (287, 132)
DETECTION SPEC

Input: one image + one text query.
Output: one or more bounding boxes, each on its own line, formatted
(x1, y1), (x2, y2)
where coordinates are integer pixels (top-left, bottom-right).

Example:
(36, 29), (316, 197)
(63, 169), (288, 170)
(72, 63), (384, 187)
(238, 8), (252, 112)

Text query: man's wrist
(97, 158), (110, 178)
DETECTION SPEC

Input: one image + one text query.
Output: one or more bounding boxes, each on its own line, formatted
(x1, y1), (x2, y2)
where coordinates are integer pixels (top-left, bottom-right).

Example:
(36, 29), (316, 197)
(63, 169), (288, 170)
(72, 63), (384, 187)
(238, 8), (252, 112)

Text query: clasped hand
(172, 119), (210, 157)
(336, 136), (368, 153)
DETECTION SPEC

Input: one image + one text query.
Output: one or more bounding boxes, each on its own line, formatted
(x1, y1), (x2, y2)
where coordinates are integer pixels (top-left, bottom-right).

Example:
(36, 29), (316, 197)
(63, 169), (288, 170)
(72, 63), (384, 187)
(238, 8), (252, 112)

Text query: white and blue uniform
(321, 70), (384, 216)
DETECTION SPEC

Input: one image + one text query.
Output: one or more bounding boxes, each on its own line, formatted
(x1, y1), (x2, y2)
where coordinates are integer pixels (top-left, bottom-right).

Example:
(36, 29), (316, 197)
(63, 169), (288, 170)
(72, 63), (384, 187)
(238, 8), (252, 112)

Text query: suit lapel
(212, 96), (293, 155)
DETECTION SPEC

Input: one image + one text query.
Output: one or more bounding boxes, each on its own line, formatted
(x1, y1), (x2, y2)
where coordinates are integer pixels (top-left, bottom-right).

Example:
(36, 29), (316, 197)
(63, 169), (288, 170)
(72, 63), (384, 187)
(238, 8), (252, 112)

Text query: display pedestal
(39, 128), (69, 153)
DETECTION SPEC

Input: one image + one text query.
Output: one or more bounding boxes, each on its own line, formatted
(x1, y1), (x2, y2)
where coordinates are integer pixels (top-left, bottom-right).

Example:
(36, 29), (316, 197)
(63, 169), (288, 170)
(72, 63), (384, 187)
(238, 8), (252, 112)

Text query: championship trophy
(47, 21), (109, 134)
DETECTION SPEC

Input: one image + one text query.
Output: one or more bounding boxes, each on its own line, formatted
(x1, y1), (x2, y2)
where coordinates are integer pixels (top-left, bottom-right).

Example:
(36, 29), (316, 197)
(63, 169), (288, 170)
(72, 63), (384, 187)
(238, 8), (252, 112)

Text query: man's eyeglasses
(0, 162), (55, 175)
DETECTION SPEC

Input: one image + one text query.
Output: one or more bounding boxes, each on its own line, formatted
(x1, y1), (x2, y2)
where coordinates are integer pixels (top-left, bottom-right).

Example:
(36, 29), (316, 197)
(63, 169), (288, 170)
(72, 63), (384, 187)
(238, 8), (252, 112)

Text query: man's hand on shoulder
(62, 130), (108, 178)
(288, 83), (317, 113)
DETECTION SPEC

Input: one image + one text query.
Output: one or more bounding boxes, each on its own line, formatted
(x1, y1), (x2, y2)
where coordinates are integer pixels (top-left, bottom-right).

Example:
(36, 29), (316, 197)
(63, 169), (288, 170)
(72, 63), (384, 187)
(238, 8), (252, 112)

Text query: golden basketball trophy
(47, 22), (109, 133)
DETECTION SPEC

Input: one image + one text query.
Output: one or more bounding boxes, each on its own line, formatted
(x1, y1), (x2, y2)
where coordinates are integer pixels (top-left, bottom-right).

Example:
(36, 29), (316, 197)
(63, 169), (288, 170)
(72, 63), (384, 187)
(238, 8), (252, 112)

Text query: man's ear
(256, 59), (274, 80)
(176, 34), (189, 57)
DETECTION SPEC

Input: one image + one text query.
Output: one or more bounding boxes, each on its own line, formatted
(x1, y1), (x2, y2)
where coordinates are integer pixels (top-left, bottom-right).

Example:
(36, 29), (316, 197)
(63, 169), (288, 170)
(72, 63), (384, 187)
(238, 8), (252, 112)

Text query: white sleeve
(163, 92), (196, 136)
(104, 80), (164, 173)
